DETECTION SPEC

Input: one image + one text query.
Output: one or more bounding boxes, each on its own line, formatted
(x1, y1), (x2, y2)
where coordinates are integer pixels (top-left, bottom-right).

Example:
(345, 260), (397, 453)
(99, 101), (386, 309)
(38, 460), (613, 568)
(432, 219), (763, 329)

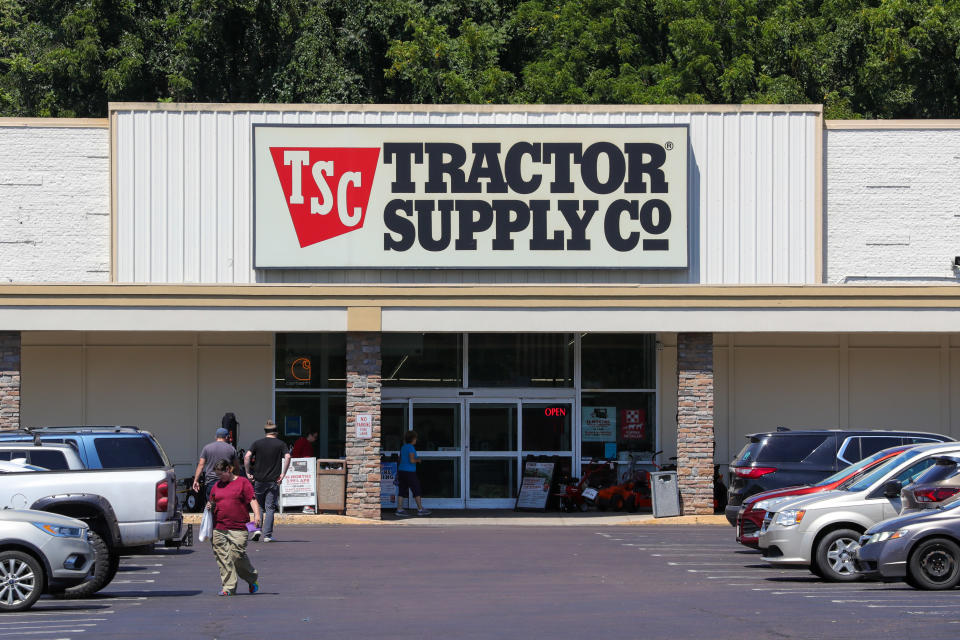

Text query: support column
(0, 332), (20, 430)
(345, 332), (381, 519)
(677, 332), (714, 515)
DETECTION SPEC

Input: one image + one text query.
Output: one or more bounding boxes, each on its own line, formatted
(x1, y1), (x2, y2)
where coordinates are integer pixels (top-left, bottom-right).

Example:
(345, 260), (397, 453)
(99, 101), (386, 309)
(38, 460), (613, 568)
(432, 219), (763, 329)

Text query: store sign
(253, 125), (688, 269)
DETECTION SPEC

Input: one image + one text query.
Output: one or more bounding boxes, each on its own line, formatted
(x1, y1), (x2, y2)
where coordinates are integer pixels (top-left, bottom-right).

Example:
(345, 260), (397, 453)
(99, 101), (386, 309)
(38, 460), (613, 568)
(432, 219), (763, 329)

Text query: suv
(0, 426), (170, 469)
(0, 508), (95, 611)
(725, 429), (952, 525)
(0, 443), (85, 470)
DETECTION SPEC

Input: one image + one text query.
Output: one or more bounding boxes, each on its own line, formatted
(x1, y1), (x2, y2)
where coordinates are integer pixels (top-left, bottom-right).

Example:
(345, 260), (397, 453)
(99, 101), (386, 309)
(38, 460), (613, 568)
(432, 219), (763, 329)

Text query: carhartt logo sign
(269, 147), (380, 247)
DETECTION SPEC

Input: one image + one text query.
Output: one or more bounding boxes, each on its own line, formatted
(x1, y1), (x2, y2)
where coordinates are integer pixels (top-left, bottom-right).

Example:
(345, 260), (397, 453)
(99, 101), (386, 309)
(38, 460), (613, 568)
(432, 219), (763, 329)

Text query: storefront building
(1, 105), (959, 519)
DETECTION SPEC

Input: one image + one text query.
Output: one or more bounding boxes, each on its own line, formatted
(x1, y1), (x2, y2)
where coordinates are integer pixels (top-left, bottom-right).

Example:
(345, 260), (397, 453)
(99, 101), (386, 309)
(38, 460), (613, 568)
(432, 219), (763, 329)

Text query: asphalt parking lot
(12, 524), (960, 639)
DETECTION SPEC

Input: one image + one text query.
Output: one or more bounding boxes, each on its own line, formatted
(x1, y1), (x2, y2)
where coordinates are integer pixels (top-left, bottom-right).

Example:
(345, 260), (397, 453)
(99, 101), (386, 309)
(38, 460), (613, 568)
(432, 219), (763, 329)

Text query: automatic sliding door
(467, 402), (518, 508)
(411, 402), (463, 507)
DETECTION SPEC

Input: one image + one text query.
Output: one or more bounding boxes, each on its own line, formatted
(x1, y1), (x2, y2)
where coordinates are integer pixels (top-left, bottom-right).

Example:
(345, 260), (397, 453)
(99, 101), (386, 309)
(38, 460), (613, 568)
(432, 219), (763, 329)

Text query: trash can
(650, 471), (681, 518)
(316, 459), (346, 514)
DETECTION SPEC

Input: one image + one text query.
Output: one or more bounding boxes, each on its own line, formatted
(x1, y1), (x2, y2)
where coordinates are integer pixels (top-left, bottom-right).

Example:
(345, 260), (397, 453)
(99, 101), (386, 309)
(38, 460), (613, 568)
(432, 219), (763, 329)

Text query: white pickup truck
(0, 428), (182, 597)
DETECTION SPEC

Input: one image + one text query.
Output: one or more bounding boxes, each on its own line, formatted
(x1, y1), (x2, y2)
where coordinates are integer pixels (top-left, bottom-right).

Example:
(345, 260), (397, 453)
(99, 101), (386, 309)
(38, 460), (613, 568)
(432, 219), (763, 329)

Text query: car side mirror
(883, 480), (902, 499)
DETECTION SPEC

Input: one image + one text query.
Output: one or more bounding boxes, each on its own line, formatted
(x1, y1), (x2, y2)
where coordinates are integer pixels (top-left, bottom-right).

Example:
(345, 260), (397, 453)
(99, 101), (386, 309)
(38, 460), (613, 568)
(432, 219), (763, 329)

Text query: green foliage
(1, 0), (959, 116)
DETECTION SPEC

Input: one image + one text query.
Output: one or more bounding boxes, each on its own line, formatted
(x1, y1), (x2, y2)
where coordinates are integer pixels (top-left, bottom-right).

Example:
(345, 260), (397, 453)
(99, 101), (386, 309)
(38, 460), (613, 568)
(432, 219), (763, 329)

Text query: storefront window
(580, 392), (656, 460)
(522, 403), (572, 451)
(382, 333), (462, 387)
(275, 333), (346, 389)
(274, 392), (346, 459)
(468, 333), (573, 387)
(581, 333), (656, 389)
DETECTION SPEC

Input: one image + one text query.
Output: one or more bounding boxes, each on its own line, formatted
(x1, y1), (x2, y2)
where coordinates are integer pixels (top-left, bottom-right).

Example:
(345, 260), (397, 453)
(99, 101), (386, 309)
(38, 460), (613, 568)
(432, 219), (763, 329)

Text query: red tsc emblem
(270, 147), (380, 248)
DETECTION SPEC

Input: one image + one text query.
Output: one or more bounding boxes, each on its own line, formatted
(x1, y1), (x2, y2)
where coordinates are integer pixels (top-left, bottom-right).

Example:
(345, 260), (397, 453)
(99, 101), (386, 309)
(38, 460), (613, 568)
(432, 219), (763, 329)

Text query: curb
(182, 513), (730, 526)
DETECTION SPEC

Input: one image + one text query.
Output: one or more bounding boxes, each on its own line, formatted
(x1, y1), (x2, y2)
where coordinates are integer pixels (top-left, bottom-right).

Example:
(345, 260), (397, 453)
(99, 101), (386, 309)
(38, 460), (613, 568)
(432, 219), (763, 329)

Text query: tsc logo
(270, 147), (380, 248)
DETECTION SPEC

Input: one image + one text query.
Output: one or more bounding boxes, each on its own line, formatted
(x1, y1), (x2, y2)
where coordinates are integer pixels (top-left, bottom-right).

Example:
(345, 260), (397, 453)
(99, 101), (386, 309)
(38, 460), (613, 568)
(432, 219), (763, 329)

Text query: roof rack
(24, 426), (143, 434)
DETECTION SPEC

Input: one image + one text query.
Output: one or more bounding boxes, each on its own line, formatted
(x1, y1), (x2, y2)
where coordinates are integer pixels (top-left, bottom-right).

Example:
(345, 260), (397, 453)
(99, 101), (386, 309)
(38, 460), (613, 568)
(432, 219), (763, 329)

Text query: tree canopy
(1, 0), (959, 118)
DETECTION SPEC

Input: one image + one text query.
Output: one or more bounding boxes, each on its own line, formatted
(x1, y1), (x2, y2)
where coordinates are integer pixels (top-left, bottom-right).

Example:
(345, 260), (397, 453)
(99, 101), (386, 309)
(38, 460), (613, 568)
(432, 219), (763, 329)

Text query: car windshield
(842, 449), (923, 492)
(813, 447), (906, 487)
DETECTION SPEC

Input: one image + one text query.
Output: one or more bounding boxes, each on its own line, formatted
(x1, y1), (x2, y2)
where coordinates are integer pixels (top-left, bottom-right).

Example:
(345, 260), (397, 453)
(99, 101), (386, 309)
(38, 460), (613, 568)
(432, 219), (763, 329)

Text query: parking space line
(0, 619), (109, 627)
(0, 628), (90, 636)
(0, 612), (114, 618)
(109, 579), (156, 584)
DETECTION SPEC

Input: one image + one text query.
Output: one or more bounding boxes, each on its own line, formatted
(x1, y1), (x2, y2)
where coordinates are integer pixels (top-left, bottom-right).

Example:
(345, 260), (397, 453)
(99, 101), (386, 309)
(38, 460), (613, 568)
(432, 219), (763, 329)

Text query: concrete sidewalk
(182, 510), (728, 527)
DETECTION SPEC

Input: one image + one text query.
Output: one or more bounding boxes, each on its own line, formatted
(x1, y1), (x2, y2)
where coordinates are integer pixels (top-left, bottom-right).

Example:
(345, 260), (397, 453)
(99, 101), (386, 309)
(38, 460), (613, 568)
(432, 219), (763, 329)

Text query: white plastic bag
(198, 506), (214, 542)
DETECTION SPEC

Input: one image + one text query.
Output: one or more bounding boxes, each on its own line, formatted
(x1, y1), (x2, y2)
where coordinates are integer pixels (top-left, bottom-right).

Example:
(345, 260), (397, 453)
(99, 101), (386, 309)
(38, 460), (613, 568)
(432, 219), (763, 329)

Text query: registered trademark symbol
(665, 141), (674, 151)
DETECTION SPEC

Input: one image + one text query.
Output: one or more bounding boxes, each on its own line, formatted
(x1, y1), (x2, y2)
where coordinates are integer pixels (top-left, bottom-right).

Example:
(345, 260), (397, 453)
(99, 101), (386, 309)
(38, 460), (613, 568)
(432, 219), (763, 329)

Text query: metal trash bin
(651, 471), (681, 518)
(316, 459), (346, 514)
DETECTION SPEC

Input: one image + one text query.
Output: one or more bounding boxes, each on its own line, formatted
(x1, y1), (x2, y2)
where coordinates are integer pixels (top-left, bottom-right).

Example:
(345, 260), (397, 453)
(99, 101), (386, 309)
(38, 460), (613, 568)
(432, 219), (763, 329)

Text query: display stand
(514, 456), (558, 512)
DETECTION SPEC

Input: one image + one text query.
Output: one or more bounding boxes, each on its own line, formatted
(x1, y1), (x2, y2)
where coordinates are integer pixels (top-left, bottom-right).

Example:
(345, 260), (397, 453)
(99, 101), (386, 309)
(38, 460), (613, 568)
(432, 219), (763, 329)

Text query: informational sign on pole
(515, 461), (556, 512)
(280, 457), (317, 509)
(356, 413), (373, 439)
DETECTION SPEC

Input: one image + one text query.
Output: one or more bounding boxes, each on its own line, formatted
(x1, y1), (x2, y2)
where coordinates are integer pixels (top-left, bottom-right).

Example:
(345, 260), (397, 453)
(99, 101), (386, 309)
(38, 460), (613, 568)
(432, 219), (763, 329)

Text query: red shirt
(291, 437), (315, 459)
(209, 476), (255, 531)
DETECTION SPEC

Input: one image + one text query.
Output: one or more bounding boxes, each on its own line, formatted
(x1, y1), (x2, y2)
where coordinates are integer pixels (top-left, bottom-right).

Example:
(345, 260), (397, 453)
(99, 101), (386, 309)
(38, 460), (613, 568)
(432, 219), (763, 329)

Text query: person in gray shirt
(193, 428), (238, 502)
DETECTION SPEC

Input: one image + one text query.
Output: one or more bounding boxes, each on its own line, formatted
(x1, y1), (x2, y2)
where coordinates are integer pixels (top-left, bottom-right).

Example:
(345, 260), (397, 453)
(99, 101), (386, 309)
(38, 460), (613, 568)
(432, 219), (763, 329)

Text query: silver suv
(0, 443), (85, 470)
(757, 441), (960, 581)
(0, 509), (95, 611)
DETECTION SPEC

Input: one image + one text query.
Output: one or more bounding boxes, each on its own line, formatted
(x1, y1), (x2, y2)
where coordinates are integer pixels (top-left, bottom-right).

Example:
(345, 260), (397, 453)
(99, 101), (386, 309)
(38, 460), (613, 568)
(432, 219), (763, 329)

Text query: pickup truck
(0, 427), (182, 597)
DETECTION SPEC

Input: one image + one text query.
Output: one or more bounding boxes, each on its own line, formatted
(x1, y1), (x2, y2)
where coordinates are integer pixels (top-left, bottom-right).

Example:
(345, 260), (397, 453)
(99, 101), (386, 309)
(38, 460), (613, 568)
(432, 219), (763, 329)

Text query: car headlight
(775, 509), (806, 527)
(754, 498), (788, 512)
(866, 528), (909, 545)
(32, 522), (85, 538)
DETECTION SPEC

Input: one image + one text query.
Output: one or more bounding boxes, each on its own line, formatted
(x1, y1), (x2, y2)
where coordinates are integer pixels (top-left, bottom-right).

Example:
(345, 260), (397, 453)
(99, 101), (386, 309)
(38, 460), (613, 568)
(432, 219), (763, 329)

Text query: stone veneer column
(345, 332), (381, 519)
(0, 332), (20, 430)
(676, 333), (714, 515)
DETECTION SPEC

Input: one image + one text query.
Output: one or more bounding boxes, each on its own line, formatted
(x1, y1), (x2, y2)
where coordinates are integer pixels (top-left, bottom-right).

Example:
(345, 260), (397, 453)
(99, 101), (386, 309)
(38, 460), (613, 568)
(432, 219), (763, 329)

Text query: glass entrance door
(466, 401), (519, 508)
(394, 397), (574, 509)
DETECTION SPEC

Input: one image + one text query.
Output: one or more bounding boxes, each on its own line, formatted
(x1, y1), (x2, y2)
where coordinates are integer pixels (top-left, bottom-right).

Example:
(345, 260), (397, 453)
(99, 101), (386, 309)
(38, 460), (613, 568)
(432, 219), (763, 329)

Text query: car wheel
(62, 531), (118, 598)
(907, 538), (960, 590)
(0, 550), (44, 612)
(185, 492), (199, 512)
(814, 528), (863, 582)
(809, 563), (825, 578)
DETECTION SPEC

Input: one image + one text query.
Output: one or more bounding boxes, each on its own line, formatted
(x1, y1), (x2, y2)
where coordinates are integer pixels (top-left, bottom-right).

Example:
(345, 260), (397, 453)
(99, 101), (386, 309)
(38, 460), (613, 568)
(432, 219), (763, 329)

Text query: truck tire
(62, 531), (119, 598)
(0, 550), (44, 612)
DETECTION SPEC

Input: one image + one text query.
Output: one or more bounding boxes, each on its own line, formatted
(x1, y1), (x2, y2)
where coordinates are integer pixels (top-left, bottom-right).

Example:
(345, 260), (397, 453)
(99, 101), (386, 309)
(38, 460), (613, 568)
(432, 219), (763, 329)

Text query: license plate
(582, 488), (598, 501)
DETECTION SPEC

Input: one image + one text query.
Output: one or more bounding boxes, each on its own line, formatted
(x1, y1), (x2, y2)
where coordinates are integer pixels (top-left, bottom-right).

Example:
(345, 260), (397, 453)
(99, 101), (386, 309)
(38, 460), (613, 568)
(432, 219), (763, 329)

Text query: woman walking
(208, 459), (262, 595)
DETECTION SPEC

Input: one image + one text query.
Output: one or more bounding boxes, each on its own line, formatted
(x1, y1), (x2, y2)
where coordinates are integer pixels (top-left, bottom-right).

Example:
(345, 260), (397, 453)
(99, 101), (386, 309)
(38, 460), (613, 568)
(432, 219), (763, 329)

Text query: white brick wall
(0, 125), (110, 283)
(826, 129), (960, 285)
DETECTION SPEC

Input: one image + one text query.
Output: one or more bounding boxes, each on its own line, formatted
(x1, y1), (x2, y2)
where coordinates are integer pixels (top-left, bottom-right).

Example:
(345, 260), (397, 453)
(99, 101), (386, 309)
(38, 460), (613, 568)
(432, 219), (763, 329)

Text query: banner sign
(620, 409), (647, 441)
(280, 457), (317, 508)
(381, 461), (399, 507)
(253, 125), (688, 269)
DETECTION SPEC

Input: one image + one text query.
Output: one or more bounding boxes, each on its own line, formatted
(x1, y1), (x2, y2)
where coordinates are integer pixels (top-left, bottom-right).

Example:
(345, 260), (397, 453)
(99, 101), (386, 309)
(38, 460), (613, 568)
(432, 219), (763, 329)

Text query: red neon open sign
(544, 407), (567, 417)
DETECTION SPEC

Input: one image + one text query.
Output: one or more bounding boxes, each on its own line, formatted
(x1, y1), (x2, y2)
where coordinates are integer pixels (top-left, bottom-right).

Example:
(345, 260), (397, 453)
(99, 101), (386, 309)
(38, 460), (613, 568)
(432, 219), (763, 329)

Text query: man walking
(193, 427), (238, 503)
(244, 420), (291, 542)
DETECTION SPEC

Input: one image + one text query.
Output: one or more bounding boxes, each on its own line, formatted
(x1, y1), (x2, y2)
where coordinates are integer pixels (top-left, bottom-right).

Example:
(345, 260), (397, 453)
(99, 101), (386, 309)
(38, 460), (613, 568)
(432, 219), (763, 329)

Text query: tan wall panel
(22, 332), (81, 346)
(658, 344), (678, 464)
(21, 346), (83, 427)
(731, 333), (841, 348)
(848, 334), (943, 348)
(848, 349), (941, 430)
(730, 348), (841, 455)
(198, 332), (272, 346)
(85, 332), (195, 346)
(713, 347), (730, 464)
(198, 346), (273, 452)
(84, 347), (198, 473)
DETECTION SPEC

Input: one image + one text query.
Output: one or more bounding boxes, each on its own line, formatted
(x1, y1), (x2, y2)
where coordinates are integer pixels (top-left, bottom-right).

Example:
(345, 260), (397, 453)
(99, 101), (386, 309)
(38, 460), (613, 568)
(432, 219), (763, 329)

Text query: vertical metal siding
(114, 108), (819, 285)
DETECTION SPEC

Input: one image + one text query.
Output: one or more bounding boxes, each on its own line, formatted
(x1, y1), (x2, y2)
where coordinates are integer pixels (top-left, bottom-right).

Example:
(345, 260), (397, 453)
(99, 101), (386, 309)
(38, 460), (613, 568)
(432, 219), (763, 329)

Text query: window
(274, 392), (346, 459)
(522, 403), (571, 451)
(93, 437), (164, 468)
(383, 333), (461, 387)
(581, 333), (656, 389)
(580, 392), (655, 459)
(275, 333), (345, 389)
(468, 333), (573, 387)
(736, 435), (831, 464)
(28, 450), (68, 470)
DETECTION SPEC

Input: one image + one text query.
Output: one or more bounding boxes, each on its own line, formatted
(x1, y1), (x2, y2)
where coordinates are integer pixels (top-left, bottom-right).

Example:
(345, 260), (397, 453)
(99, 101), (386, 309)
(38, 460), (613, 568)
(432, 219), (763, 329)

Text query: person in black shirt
(244, 420), (291, 542)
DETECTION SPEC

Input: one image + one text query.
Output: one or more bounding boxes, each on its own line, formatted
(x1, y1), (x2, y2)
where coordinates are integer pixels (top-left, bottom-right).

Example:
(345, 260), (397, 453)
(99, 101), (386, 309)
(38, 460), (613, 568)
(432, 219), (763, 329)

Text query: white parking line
(0, 612), (113, 618)
(0, 619), (109, 627)
(867, 604), (960, 609)
(109, 579), (156, 584)
(0, 628), (90, 636)
(668, 562), (753, 566)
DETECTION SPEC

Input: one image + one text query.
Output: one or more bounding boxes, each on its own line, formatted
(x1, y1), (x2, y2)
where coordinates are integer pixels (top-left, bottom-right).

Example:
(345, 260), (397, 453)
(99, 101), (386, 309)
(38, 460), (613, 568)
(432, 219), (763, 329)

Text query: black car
(724, 429), (953, 525)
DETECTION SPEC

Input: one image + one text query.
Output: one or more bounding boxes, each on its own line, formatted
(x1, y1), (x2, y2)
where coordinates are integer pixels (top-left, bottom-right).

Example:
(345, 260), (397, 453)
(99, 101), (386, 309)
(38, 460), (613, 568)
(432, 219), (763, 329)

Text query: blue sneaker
(248, 581), (259, 594)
